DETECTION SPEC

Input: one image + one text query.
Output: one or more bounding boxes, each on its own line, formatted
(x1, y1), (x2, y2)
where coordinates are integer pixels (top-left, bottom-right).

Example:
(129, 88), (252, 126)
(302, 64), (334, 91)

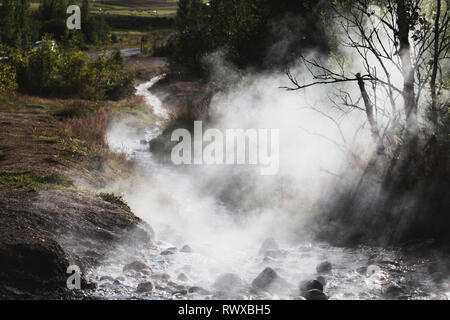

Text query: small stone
(181, 245), (192, 253)
(304, 289), (328, 300)
(177, 273), (189, 282)
(99, 276), (115, 282)
(161, 247), (177, 255)
(385, 284), (404, 298)
(136, 281), (154, 293)
(299, 280), (323, 295)
(123, 261), (150, 273)
(316, 261), (332, 274)
(251, 267), (278, 291)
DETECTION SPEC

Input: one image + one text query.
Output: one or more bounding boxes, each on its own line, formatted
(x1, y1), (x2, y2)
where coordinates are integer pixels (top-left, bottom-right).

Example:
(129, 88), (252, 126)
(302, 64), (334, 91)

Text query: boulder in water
(251, 267), (289, 294)
(299, 279), (323, 295)
(180, 245), (192, 253)
(136, 281), (154, 293)
(177, 273), (189, 282)
(123, 261), (150, 273)
(304, 289), (328, 300)
(316, 261), (332, 274)
(161, 247), (177, 255)
(384, 284), (404, 298)
(252, 267), (278, 290)
(99, 276), (115, 282)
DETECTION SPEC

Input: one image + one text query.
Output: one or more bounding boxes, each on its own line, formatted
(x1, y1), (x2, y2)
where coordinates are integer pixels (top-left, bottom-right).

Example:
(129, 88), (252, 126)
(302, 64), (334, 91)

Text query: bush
(98, 192), (131, 212)
(0, 62), (17, 92)
(7, 38), (134, 100)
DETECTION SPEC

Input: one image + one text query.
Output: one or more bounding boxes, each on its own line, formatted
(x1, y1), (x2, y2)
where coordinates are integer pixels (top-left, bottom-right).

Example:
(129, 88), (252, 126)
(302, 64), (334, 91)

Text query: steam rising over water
(91, 75), (449, 300)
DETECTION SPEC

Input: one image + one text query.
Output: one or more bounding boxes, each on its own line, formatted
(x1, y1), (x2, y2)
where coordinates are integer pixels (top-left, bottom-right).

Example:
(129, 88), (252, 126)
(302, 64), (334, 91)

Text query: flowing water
(87, 77), (450, 300)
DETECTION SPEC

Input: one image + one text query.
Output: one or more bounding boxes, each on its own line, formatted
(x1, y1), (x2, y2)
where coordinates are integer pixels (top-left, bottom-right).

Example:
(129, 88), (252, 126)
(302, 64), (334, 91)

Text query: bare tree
(285, 0), (449, 158)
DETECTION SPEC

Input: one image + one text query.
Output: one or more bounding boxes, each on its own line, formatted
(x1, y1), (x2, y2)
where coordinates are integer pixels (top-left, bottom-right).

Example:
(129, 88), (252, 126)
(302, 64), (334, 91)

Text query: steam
(95, 9), (450, 300)
(104, 51), (379, 290)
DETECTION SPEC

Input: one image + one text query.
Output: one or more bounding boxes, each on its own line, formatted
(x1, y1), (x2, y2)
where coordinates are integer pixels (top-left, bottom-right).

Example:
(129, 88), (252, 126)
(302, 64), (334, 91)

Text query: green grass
(98, 192), (131, 212)
(0, 170), (74, 189)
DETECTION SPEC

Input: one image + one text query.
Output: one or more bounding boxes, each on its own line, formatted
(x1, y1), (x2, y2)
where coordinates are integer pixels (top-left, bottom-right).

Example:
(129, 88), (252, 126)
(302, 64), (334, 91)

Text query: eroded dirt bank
(0, 58), (165, 299)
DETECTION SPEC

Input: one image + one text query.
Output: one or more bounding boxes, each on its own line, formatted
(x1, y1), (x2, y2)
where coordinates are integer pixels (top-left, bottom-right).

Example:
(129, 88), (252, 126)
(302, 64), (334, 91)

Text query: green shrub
(6, 38), (134, 100)
(0, 62), (17, 92)
(98, 192), (131, 212)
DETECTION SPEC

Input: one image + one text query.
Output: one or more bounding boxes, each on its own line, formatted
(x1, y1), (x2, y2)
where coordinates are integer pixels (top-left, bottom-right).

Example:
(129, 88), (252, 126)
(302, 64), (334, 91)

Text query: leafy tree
(38, 0), (69, 41)
(0, 0), (32, 48)
(80, 0), (111, 45)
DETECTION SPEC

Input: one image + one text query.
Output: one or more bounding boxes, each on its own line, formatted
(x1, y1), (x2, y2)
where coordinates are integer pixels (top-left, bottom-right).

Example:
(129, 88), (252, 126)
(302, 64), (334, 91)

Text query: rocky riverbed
(84, 77), (450, 300)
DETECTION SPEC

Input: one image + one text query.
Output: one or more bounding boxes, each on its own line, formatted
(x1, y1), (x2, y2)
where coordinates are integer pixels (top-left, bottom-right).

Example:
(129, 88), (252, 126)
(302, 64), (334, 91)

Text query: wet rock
(99, 276), (115, 282)
(0, 230), (69, 295)
(384, 284), (404, 298)
(251, 267), (289, 293)
(136, 281), (154, 293)
(177, 273), (189, 282)
(180, 245), (192, 253)
(123, 261), (150, 273)
(213, 273), (244, 296)
(304, 289), (328, 300)
(173, 289), (188, 295)
(82, 279), (98, 290)
(115, 276), (125, 282)
(188, 286), (211, 295)
(259, 238), (279, 254)
(316, 261), (332, 274)
(113, 279), (122, 285)
(161, 247), (177, 255)
(299, 280), (323, 295)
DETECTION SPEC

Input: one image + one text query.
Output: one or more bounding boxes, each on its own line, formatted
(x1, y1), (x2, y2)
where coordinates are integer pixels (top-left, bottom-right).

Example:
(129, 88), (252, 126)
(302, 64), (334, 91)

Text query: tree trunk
(356, 73), (385, 156)
(430, 0), (441, 129)
(396, 0), (417, 131)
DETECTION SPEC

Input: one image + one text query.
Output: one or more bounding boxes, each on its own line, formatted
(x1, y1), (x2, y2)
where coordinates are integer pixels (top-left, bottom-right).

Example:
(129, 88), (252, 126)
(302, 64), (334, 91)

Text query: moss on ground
(0, 171), (74, 190)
